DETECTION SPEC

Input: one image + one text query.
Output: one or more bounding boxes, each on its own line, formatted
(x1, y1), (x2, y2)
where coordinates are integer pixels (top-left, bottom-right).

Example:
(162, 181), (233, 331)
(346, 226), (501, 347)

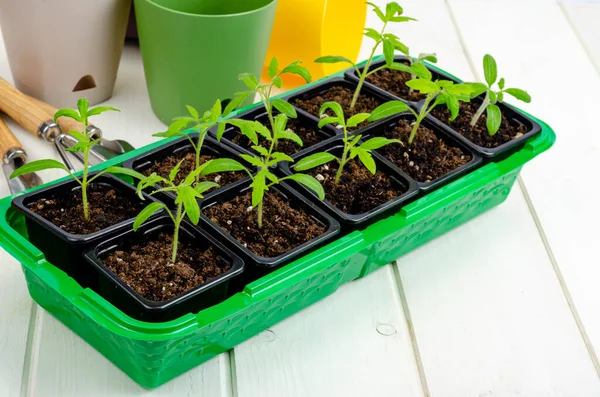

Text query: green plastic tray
(0, 63), (555, 388)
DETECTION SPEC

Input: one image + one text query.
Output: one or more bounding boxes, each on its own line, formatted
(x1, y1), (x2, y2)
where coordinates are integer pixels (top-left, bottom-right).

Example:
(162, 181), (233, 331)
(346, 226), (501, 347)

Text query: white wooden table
(2, 0), (600, 395)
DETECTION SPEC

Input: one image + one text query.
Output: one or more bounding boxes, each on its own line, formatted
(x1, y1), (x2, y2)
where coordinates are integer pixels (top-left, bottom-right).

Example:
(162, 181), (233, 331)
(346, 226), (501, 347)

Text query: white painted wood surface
(1, 0), (599, 396)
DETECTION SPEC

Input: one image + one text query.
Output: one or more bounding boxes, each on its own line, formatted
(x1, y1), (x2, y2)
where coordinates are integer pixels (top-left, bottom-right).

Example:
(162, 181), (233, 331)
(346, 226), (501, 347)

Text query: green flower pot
(134, 0), (278, 124)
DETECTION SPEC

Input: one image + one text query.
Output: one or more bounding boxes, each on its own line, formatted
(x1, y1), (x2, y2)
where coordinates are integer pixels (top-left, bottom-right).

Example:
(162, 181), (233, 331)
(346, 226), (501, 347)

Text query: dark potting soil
(28, 184), (144, 235)
(204, 190), (326, 258)
(101, 232), (231, 302)
(308, 159), (405, 214)
(366, 62), (425, 102)
(431, 101), (528, 148)
(231, 117), (327, 156)
(142, 151), (246, 188)
(377, 120), (471, 183)
(291, 85), (382, 130)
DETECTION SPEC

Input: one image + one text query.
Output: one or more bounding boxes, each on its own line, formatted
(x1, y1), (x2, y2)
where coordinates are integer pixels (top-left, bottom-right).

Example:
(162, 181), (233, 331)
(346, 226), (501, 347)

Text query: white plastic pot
(0, 0), (131, 107)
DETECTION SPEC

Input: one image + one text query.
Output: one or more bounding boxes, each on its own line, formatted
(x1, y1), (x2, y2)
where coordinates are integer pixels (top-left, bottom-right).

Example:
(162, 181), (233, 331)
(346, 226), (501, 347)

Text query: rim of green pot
(142, 0), (278, 18)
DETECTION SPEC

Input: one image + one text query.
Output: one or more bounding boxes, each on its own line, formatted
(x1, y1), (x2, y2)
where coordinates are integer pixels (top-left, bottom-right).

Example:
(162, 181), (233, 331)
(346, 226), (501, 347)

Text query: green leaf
(483, 54), (497, 86)
(276, 129), (303, 146)
(223, 91), (251, 116)
(158, 118), (189, 138)
(65, 141), (88, 153)
(498, 92), (504, 102)
(251, 145), (270, 157)
(446, 94), (460, 121)
(498, 77), (505, 90)
(418, 53), (438, 63)
(486, 104), (502, 136)
(201, 158), (248, 175)
(186, 105), (199, 120)
(10, 159), (69, 179)
(406, 79), (439, 94)
(273, 113), (288, 135)
(319, 101), (344, 120)
(355, 148), (376, 174)
(227, 119), (258, 145)
(239, 73), (259, 90)
(318, 116), (340, 129)
(273, 77), (283, 88)
(347, 113), (371, 128)
(280, 63), (312, 83)
(86, 106), (120, 117)
(53, 108), (81, 123)
(169, 159), (185, 182)
(389, 16), (417, 23)
(388, 62), (414, 74)
(369, 101), (410, 121)
(177, 185), (201, 224)
(410, 62), (432, 80)
(465, 82), (488, 98)
(133, 202), (166, 232)
(253, 121), (272, 140)
(77, 98), (89, 117)
(209, 99), (222, 123)
(287, 173), (325, 200)
(250, 170), (268, 207)
(103, 166), (146, 181)
(294, 152), (337, 171)
(240, 154), (264, 168)
(367, 1), (386, 21)
(267, 57), (279, 79)
(194, 181), (219, 194)
(446, 83), (475, 96)
(504, 88), (531, 103)
(216, 121), (227, 141)
(68, 129), (88, 142)
(364, 28), (382, 41)
(315, 56), (355, 66)
(265, 171), (279, 184)
(489, 90), (497, 104)
(386, 1), (403, 18)
(360, 137), (402, 150)
(272, 99), (297, 119)
(383, 39), (395, 66)
(392, 40), (409, 55)
(270, 152), (294, 163)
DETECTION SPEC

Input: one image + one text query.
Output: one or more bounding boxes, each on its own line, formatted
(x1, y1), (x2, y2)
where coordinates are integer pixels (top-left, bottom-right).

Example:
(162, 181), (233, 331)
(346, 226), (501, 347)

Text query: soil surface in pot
(142, 151), (246, 188)
(365, 62), (424, 102)
(28, 184), (144, 235)
(308, 159), (405, 214)
(205, 191), (326, 258)
(431, 101), (528, 148)
(231, 118), (327, 156)
(292, 86), (381, 130)
(376, 120), (471, 183)
(101, 232), (231, 302)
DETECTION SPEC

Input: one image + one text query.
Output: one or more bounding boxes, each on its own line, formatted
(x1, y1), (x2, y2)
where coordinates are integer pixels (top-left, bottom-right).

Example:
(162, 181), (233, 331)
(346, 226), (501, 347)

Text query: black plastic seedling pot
(285, 77), (396, 135)
(199, 178), (341, 277)
(212, 105), (339, 160)
(361, 113), (483, 193)
(84, 215), (244, 322)
(122, 133), (250, 205)
(11, 173), (160, 288)
(279, 137), (419, 229)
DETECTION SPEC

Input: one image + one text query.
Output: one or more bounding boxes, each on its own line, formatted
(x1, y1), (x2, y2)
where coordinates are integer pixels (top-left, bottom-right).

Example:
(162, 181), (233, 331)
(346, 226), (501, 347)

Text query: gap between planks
(445, 0), (600, 380)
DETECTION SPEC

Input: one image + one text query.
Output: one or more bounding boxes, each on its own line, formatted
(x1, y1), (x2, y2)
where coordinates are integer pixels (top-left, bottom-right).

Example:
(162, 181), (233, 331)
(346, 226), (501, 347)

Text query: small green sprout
(294, 102), (400, 184)
(315, 1), (415, 110)
(215, 115), (324, 228)
(133, 158), (239, 263)
(365, 64), (475, 145)
(10, 98), (143, 221)
(468, 54), (532, 135)
(391, 50), (438, 94)
(225, 57), (311, 150)
(154, 99), (235, 184)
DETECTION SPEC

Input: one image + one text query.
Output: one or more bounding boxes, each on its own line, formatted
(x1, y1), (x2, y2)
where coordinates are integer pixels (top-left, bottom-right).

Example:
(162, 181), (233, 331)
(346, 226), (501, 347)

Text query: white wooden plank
(448, 0), (600, 376)
(233, 265), (425, 397)
(562, 2), (600, 74)
(398, 188), (600, 397)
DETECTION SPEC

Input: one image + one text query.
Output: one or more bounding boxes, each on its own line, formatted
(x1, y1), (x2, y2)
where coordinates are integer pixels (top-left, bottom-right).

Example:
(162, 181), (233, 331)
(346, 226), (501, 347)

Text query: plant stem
(335, 126), (349, 184)
(171, 203), (182, 264)
(81, 115), (90, 221)
(409, 95), (433, 145)
(471, 91), (490, 127)
(351, 21), (388, 110)
(194, 132), (206, 184)
(257, 199), (263, 229)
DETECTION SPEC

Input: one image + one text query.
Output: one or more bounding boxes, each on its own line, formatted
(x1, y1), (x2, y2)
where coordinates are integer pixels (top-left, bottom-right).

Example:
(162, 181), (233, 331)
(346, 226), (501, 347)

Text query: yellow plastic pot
(263, 0), (367, 88)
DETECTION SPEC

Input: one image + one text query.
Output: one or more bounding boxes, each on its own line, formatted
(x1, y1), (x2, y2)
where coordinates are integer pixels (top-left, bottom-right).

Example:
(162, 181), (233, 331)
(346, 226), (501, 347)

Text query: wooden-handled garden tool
(0, 77), (135, 171)
(0, 117), (43, 194)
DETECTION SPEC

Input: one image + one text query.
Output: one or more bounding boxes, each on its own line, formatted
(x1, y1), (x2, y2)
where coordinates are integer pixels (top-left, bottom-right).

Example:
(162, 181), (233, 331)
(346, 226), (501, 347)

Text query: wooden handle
(0, 117), (23, 161)
(0, 77), (53, 136)
(27, 95), (89, 134)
